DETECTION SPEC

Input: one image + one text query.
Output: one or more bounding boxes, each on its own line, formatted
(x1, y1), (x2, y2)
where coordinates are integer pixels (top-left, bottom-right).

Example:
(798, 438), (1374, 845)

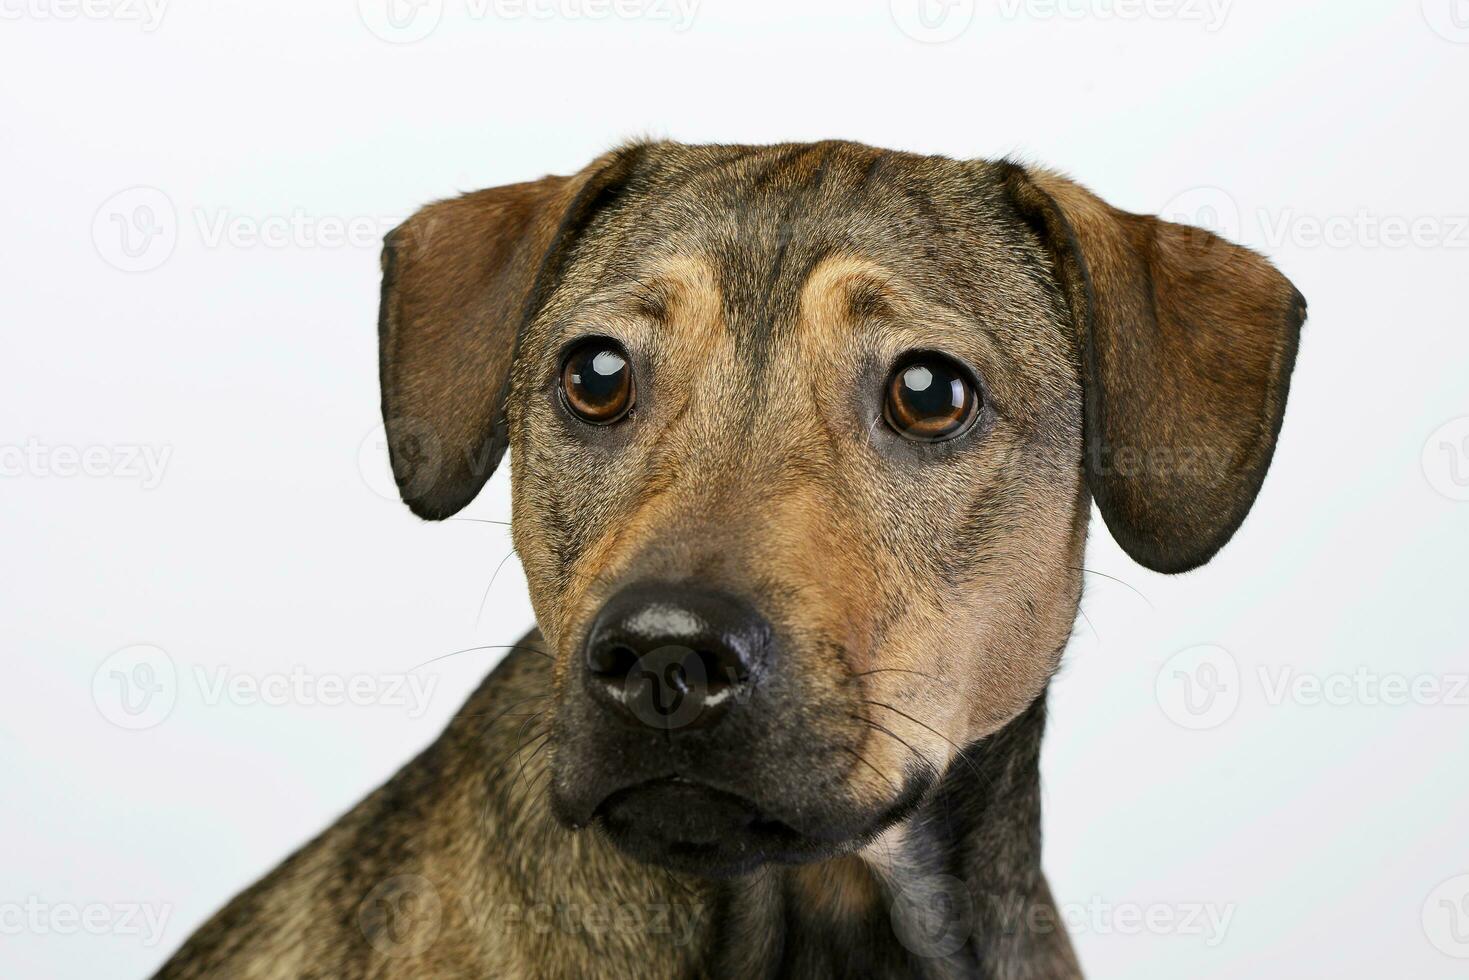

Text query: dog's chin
(584, 774), (933, 878)
(591, 778), (844, 878)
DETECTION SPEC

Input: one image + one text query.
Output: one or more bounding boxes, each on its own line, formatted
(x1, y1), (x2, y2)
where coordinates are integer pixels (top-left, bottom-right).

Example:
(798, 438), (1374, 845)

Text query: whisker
(517, 730), (552, 772)
(559, 562), (617, 591)
(463, 693), (550, 734)
(449, 517), (512, 527)
(658, 864), (698, 900)
(512, 726), (550, 792)
(1072, 566), (1155, 609)
(851, 713), (934, 775)
(411, 642), (551, 672)
(862, 699), (988, 785)
(1075, 604), (1100, 642)
(864, 413), (884, 450)
(527, 766), (554, 792)
(855, 712), (959, 843)
(851, 667), (937, 682)
(489, 730), (547, 787)
(838, 745), (900, 796)
(475, 547), (520, 626)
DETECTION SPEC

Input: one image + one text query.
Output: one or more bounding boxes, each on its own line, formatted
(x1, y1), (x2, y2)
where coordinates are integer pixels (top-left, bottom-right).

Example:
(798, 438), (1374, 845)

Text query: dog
(155, 139), (1305, 978)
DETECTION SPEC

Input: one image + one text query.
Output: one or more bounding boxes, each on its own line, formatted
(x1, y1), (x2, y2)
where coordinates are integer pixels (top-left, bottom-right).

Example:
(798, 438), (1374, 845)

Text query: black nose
(583, 583), (769, 732)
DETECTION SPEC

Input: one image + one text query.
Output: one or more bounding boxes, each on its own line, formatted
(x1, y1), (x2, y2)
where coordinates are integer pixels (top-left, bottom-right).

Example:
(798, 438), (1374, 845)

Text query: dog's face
(378, 141), (1305, 876)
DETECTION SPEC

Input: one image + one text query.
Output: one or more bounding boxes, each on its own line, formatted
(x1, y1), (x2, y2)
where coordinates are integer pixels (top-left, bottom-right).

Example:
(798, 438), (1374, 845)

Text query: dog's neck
(699, 692), (1079, 978)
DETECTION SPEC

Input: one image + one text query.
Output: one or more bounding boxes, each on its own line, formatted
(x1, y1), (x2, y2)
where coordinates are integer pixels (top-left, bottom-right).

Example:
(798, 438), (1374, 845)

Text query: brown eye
(883, 355), (979, 442)
(561, 340), (634, 424)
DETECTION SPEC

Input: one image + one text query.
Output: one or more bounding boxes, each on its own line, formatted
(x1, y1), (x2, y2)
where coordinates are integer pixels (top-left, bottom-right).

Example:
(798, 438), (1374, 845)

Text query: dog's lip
(583, 769), (936, 876)
(561, 761), (930, 846)
(593, 775), (805, 840)
(592, 775), (813, 871)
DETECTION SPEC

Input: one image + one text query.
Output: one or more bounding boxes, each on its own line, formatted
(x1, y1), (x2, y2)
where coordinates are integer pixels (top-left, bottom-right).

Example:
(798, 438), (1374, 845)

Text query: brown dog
(155, 140), (1304, 978)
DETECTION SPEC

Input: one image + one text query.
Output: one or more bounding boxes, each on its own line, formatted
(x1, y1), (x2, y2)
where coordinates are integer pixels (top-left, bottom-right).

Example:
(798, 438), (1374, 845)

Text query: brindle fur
(156, 140), (1304, 979)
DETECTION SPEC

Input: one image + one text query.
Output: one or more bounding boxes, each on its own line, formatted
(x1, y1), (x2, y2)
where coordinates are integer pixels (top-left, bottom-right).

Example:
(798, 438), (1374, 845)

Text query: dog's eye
(883, 355), (979, 442)
(561, 339), (635, 424)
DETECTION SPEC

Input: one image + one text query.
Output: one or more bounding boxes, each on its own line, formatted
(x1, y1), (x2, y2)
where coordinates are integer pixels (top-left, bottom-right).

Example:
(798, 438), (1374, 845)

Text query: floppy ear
(1002, 165), (1307, 573)
(377, 148), (640, 519)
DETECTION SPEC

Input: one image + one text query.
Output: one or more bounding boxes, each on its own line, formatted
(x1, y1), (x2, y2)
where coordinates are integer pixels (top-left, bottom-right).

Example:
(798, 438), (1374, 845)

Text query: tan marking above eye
(562, 340), (635, 423)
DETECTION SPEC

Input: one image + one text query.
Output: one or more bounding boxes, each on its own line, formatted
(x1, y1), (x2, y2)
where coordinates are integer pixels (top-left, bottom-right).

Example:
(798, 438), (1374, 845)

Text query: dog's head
(377, 141), (1304, 876)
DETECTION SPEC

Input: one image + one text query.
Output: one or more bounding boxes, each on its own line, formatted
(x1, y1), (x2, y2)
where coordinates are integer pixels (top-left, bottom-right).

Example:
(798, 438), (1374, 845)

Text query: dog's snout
(582, 583), (769, 731)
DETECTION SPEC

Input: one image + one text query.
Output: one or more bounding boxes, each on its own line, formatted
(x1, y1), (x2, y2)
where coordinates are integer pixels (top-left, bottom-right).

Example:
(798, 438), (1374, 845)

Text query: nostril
(587, 642), (640, 680)
(691, 646), (743, 691)
(663, 648), (735, 695)
(589, 643), (740, 689)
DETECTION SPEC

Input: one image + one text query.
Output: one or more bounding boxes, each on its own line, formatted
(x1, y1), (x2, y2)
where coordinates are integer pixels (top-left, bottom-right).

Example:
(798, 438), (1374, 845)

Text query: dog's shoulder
(154, 634), (713, 979)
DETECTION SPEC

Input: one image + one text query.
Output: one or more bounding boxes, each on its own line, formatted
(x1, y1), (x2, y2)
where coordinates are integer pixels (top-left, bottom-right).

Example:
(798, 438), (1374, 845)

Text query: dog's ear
(377, 147), (641, 519)
(1002, 165), (1307, 573)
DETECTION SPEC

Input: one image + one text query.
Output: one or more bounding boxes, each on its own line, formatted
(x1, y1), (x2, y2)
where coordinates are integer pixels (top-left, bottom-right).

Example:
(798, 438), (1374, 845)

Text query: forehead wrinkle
(796, 254), (916, 345)
(549, 252), (721, 342)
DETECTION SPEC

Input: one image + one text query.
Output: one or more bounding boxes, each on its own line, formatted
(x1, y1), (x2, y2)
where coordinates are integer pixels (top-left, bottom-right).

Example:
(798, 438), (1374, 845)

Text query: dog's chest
(695, 860), (980, 979)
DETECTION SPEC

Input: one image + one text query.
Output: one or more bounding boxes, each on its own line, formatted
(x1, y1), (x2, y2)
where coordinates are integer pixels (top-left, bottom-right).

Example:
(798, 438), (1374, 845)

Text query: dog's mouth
(589, 772), (933, 877)
(593, 777), (816, 877)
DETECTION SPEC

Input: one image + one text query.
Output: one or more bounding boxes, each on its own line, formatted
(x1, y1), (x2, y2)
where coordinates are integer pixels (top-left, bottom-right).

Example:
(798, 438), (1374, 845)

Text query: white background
(3, 1), (1467, 976)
